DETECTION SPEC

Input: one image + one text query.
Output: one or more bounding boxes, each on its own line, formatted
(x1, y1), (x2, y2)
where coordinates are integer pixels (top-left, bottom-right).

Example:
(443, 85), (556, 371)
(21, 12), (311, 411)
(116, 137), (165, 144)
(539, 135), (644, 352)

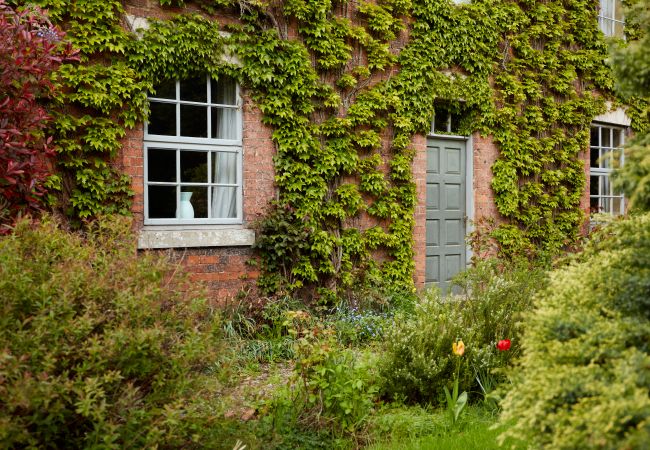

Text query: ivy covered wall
(12, 0), (643, 300)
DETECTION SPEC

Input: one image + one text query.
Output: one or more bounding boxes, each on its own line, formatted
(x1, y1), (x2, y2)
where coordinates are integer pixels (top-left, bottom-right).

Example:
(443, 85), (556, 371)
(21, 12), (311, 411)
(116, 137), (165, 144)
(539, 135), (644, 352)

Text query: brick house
(118, 0), (631, 302)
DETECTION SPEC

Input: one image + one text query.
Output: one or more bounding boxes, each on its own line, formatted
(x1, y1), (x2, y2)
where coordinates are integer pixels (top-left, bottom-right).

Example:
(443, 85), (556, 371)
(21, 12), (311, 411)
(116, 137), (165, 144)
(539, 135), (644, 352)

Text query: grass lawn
(365, 405), (523, 450)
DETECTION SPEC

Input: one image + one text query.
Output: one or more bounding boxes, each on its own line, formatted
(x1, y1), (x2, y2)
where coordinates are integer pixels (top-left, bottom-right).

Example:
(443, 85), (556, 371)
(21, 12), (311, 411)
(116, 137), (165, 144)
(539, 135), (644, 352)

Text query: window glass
(212, 77), (237, 105)
(599, 0), (625, 38)
(212, 186), (237, 218)
(180, 76), (207, 103)
(148, 148), (176, 182)
(212, 108), (238, 139)
(180, 151), (208, 183)
(148, 102), (176, 136)
(180, 104), (208, 137)
(590, 124), (626, 215)
(148, 185), (176, 218)
(145, 75), (242, 224)
(154, 80), (176, 99)
(183, 186), (209, 218)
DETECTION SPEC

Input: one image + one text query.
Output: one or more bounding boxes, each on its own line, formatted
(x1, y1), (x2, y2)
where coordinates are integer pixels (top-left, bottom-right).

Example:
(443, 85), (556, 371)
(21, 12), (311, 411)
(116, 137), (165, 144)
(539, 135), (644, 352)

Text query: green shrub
(262, 311), (379, 436)
(0, 217), (221, 448)
(498, 214), (650, 449)
(379, 259), (546, 405)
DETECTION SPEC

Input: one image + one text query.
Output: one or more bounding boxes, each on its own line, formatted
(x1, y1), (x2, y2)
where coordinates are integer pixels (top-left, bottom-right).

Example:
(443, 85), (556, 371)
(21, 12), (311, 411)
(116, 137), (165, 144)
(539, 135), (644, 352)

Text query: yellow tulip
(452, 340), (465, 356)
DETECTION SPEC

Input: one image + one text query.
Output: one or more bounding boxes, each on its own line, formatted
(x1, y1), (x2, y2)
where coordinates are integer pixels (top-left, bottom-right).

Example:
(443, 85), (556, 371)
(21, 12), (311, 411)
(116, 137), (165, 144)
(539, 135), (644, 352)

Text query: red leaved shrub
(0, 1), (77, 231)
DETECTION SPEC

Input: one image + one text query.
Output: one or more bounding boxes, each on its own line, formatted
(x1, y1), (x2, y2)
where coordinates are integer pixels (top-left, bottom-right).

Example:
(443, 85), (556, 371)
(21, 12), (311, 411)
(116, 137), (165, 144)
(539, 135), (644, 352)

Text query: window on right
(598, 0), (625, 38)
(590, 124), (627, 215)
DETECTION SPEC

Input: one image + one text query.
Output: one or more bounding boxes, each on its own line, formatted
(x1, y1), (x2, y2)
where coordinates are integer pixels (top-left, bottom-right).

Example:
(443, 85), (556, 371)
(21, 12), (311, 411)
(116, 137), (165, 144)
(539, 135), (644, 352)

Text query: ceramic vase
(176, 191), (194, 219)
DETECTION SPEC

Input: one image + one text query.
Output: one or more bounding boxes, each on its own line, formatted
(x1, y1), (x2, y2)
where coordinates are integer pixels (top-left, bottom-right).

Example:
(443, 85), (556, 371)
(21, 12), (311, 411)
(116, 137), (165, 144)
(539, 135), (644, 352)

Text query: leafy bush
(499, 214), (650, 449)
(0, 217), (221, 448)
(379, 259), (546, 405)
(263, 311), (379, 437)
(0, 2), (77, 230)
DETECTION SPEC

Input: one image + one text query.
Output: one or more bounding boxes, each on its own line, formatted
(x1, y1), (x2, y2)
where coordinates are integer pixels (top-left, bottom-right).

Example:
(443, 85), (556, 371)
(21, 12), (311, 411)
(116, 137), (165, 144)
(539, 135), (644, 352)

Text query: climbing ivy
(13, 0), (649, 300)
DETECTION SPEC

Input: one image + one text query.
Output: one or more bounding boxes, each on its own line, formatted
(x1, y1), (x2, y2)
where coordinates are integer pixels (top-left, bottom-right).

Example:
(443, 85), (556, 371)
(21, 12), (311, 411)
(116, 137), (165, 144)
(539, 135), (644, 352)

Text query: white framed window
(598, 0), (625, 38)
(144, 75), (243, 225)
(590, 123), (626, 215)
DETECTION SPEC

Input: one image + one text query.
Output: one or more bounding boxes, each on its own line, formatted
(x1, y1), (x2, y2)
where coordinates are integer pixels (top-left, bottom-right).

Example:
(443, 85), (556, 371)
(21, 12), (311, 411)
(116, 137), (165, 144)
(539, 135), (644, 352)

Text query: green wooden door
(425, 137), (467, 293)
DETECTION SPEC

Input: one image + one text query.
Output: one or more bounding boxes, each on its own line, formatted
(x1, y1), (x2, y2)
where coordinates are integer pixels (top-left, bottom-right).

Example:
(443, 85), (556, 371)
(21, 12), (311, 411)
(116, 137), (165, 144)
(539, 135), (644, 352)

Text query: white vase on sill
(176, 191), (194, 219)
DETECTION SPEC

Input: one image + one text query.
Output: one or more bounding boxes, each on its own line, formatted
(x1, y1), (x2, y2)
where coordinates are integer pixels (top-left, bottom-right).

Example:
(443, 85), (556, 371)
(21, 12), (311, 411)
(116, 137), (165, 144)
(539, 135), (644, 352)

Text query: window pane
(612, 128), (622, 147)
(602, 175), (611, 195)
(601, 0), (613, 18)
(180, 150), (208, 183)
(601, 149), (611, 169)
(213, 151), (237, 184)
(211, 108), (238, 139)
(601, 127), (611, 148)
(613, 21), (625, 39)
(148, 148), (176, 182)
(153, 80), (176, 99)
(180, 105), (208, 137)
(613, 196), (623, 214)
(211, 186), (237, 218)
(148, 102), (176, 136)
(614, 0), (624, 21)
(450, 112), (461, 134)
(601, 197), (611, 213)
(180, 76), (207, 103)
(148, 185), (176, 218)
(590, 127), (599, 146)
(212, 76), (237, 105)
(182, 187), (208, 218)
(434, 108), (449, 133)
(590, 148), (599, 168)
(590, 176), (600, 196)
(590, 197), (600, 214)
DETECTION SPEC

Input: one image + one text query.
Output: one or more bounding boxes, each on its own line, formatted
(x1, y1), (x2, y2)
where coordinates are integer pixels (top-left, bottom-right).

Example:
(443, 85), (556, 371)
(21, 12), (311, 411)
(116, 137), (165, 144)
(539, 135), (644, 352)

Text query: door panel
(425, 138), (467, 293)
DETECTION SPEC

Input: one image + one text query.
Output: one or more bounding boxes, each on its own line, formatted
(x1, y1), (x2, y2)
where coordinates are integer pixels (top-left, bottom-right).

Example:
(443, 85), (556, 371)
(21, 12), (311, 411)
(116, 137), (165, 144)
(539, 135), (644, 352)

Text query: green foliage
(610, 0), (650, 213)
(498, 213), (650, 449)
(20, 0), (149, 221)
(486, 0), (609, 254)
(253, 204), (315, 294)
(260, 311), (379, 438)
(380, 259), (546, 405)
(20, 0), (637, 298)
(610, 0), (650, 99)
(612, 130), (650, 212)
(0, 217), (222, 448)
(292, 314), (379, 433)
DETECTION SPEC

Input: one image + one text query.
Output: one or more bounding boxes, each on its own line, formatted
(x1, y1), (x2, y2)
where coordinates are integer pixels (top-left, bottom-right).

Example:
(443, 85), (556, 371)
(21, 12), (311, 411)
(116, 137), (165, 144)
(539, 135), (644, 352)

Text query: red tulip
(497, 339), (511, 351)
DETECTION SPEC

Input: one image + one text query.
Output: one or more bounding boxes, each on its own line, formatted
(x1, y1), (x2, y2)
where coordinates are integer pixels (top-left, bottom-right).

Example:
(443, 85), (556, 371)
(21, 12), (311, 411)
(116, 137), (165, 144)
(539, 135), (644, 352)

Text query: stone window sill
(138, 227), (255, 249)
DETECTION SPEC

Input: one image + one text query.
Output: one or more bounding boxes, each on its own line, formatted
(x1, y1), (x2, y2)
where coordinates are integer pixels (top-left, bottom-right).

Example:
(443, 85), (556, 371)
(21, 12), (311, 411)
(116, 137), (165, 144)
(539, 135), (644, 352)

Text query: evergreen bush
(0, 217), (221, 448)
(499, 213), (650, 449)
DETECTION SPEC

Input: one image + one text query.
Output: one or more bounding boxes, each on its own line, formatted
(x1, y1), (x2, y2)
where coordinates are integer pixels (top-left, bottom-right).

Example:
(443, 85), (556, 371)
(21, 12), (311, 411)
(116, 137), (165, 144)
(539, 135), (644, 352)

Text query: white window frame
(598, 0), (625, 38)
(143, 75), (243, 226)
(590, 123), (626, 216)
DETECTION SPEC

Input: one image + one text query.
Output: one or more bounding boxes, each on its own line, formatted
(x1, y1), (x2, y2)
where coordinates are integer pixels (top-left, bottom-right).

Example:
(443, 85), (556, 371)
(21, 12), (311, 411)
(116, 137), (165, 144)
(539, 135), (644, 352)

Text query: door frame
(425, 132), (474, 268)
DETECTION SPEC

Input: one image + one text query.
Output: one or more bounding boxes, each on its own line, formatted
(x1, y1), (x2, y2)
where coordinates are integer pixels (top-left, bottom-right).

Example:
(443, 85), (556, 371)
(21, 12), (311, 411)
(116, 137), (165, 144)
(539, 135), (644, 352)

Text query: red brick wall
(579, 148), (591, 233)
(162, 246), (258, 306)
(412, 134), (427, 288)
(472, 134), (501, 222)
